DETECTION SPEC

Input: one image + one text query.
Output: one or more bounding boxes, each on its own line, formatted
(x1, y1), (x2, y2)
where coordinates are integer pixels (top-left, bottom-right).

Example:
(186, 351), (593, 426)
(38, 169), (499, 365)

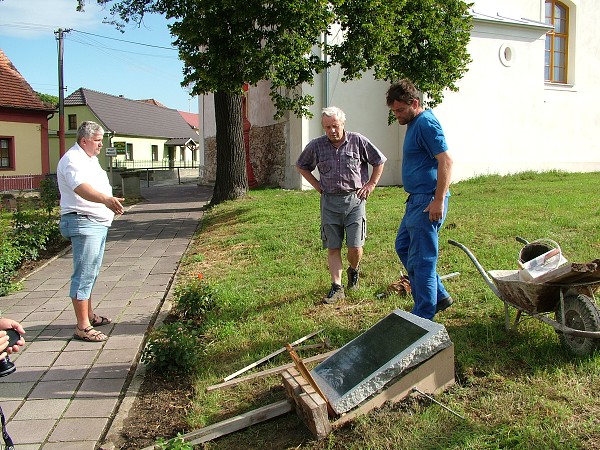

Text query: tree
(78, 0), (472, 205)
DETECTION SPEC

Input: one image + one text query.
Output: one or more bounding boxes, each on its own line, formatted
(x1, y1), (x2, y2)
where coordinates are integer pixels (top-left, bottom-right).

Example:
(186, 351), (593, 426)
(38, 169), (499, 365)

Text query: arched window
(545, 0), (569, 83)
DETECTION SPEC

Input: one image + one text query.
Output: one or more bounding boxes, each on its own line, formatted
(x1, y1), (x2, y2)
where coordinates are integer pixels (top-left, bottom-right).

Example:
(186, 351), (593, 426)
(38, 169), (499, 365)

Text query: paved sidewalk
(0, 183), (212, 449)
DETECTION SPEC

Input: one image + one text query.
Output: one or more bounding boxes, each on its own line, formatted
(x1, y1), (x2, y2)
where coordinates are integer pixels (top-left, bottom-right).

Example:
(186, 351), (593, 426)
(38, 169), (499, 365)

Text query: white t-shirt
(57, 143), (115, 226)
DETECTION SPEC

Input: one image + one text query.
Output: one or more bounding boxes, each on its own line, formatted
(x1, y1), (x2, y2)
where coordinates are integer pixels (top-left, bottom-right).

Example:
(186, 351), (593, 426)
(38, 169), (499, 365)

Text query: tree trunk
(211, 91), (248, 205)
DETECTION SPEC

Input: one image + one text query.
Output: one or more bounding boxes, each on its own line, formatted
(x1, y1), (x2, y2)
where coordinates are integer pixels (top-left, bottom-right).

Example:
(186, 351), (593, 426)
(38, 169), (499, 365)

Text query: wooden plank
(153, 400), (293, 447)
(298, 391), (331, 439)
(286, 344), (336, 417)
(332, 344), (455, 428)
(223, 329), (324, 381)
(206, 350), (337, 392)
(283, 369), (332, 440)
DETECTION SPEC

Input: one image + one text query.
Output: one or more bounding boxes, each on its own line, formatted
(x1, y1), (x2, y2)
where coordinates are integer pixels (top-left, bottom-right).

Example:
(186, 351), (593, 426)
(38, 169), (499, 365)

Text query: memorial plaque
(311, 309), (451, 414)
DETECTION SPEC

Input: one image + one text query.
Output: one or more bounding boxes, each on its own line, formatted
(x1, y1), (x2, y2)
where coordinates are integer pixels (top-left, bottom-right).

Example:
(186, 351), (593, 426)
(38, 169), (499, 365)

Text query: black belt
(324, 190), (358, 196)
(63, 212), (89, 218)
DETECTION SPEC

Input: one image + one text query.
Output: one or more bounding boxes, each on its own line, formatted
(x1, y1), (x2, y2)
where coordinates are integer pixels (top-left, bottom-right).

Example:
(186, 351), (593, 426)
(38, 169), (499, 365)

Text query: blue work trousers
(395, 193), (450, 320)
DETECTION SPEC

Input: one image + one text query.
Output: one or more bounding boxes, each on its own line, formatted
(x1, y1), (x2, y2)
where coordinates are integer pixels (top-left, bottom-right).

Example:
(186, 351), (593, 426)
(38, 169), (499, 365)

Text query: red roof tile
(178, 111), (199, 128)
(0, 48), (54, 111)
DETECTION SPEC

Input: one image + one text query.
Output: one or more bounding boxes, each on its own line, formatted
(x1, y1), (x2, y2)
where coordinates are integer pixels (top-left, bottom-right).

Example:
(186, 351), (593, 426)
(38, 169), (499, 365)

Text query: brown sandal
(74, 326), (108, 342)
(90, 314), (112, 327)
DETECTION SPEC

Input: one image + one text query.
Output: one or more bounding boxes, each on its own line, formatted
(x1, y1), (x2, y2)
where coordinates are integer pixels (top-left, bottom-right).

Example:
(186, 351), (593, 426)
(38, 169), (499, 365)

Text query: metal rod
(412, 387), (465, 420)
(223, 329), (324, 381)
(441, 272), (460, 280)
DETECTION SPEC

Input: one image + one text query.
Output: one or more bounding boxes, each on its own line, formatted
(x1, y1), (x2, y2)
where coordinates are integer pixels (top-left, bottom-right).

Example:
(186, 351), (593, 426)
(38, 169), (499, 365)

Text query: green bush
(0, 194), (63, 296)
(172, 279), (217, 320)
(11, 209), (60, 261)
(0, 239), (22, 296)
(154, 433), (193, 450)
(39, 177), (60, 215)
(141, 322), (203, 374)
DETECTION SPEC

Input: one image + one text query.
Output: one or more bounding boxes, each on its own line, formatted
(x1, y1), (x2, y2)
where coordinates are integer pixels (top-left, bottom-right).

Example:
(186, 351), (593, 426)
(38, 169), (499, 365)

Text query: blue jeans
(395, 193), (450, 320)
(59, 213), (108, 301)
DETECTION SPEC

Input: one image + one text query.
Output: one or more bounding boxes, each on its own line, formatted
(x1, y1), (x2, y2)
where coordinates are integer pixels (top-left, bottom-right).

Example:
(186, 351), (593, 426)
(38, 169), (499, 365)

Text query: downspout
(322, 32), (329, 108)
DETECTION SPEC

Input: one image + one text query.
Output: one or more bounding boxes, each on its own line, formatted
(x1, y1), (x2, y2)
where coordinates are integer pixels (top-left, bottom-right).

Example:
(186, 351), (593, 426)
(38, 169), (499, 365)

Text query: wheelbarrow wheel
(555, 294), (600, 356)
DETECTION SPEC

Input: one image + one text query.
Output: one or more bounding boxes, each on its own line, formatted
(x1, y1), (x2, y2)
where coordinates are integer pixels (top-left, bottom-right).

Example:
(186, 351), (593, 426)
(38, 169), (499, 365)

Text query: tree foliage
(80, 0), (472, 114)
(77, 0), (472, 203)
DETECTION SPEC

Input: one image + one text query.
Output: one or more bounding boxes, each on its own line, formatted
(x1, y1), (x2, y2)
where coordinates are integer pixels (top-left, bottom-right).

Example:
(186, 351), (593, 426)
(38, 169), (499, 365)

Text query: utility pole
(55, 28), (71, 158)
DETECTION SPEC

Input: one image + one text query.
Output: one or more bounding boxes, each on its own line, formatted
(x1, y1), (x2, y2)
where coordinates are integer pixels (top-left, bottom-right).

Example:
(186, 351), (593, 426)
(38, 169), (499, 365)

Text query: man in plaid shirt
(296, 106), (386, 304)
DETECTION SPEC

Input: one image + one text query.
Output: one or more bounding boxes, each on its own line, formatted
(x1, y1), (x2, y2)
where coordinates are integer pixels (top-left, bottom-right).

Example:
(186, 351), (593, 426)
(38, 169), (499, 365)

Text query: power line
(66, 33), (176, 59)
(71, 29), (177, 51)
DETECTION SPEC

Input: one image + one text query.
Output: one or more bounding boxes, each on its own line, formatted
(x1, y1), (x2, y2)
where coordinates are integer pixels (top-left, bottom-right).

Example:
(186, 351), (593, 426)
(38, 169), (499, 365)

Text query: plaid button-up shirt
(296, 131), (386, 194)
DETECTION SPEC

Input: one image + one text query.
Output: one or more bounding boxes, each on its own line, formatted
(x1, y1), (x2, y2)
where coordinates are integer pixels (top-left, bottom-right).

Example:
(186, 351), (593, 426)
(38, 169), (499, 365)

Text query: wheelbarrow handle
(447, 240), (502, 299)
(515, 236), (529, 245)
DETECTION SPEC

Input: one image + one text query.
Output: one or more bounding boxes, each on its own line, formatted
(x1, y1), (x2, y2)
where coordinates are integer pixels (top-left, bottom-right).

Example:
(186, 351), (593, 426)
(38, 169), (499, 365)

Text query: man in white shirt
(57, 121), (124, 342)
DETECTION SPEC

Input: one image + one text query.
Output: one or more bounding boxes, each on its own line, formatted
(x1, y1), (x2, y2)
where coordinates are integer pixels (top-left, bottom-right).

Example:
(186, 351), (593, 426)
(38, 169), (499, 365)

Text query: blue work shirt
(402, 109), (449, 194)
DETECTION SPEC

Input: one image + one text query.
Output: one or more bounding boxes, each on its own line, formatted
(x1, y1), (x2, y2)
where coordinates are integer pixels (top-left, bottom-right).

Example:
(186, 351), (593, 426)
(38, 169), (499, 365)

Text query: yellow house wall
(0, 121), (43, 175)
(48, 106), (186, 171)
(48, 106), (99, 172)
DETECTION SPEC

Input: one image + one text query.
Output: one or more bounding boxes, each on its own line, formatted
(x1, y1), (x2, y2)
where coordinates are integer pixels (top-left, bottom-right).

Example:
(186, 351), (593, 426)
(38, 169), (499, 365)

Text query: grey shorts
(320, 192), (366, 249)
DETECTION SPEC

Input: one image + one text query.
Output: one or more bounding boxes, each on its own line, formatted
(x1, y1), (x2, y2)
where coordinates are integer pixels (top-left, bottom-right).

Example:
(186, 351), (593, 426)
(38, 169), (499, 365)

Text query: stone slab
(311, 309), (451, 414)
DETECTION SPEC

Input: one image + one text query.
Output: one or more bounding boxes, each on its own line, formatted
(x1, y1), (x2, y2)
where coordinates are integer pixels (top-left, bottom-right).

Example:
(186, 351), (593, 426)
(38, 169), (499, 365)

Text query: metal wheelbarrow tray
(449, 239), (600, 356)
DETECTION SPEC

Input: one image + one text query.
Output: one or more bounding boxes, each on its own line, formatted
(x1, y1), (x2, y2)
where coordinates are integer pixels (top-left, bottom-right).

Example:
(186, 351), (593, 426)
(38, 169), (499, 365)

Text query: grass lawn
(171, 171), (600, 449)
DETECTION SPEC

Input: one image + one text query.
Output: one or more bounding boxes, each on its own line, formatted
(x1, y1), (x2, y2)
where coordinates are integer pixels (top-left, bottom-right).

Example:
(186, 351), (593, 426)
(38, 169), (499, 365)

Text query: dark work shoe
(323, 283), (345, 304)
(346, 266), (360, 290)
(436, 296), (454, 313)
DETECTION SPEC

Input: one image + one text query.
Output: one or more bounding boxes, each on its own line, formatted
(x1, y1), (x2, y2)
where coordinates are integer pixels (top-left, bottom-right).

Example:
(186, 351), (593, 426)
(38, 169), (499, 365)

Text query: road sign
(113, 141), (127, 155)
(105, 147), (117, 157)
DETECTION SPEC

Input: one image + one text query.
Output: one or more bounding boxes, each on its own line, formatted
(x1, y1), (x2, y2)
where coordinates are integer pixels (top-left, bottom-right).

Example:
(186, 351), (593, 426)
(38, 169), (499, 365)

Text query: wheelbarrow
(448, 238), (600, 356)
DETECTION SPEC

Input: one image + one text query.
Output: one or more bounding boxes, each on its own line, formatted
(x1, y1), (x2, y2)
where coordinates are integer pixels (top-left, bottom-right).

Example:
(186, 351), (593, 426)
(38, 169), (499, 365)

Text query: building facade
(198, 0), (599, 189)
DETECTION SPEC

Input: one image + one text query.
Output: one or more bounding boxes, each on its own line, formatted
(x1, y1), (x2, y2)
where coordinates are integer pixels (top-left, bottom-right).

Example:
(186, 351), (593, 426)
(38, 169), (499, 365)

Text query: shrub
(141, 321), (203, 374)
(11, 209), (60, 261)
(0, 197), (63, 296)
(172, 279), (217, 320)
(0, 239), (22, 296)
(39, 177), (60, 215)
(154, 433), (193, 450)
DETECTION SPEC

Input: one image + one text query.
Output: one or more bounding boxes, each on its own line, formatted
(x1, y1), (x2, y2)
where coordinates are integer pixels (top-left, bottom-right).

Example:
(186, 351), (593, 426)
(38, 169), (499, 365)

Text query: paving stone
(53, 349), (99, 367)
(28, 379), (81, 400)
(6, 418), (56, 445)
(0, 382), (36, 400)
(76, 377), (126, 398)
(42, 365), (89, 381)
(86, 363), (131, 380)
(12, 398), (70, 420)
(43, 441), (97, 450)
(13, 351), (60, 368)
(47, 417), (109, 442)
(0, 399), (22, 419)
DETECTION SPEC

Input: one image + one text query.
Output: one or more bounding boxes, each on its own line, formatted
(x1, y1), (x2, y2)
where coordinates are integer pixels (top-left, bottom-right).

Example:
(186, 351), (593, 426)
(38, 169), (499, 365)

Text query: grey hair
(77, 121), (104, 143)
(321, 106), (346, 123)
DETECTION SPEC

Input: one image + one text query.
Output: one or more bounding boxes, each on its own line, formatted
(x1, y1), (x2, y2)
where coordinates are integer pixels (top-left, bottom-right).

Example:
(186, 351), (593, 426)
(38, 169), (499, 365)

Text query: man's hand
(424, 198), (445, 222)
(357, 182), (376, 200)
(104, 197), (125, 215)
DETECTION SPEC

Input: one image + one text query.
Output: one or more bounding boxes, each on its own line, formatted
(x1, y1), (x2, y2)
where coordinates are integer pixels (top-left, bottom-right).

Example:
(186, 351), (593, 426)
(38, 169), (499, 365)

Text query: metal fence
(110, 159), (199, 169)
(0, 174), (48, 192)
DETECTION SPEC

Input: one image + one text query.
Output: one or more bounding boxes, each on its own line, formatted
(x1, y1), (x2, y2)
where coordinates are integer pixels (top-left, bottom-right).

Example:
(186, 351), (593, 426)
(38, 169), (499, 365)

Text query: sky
(0, 0), (198, 113)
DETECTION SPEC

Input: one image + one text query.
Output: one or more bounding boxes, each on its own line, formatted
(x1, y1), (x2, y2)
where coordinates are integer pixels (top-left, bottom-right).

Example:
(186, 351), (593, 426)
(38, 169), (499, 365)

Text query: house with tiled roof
(0, 48), (55, 186)
(48, 88), (199, 171)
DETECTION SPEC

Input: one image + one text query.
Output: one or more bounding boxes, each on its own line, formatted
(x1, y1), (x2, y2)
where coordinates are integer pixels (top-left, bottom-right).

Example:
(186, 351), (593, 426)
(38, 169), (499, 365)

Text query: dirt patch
(13, 239), (71, 281)
(115, 371), (194, 449)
